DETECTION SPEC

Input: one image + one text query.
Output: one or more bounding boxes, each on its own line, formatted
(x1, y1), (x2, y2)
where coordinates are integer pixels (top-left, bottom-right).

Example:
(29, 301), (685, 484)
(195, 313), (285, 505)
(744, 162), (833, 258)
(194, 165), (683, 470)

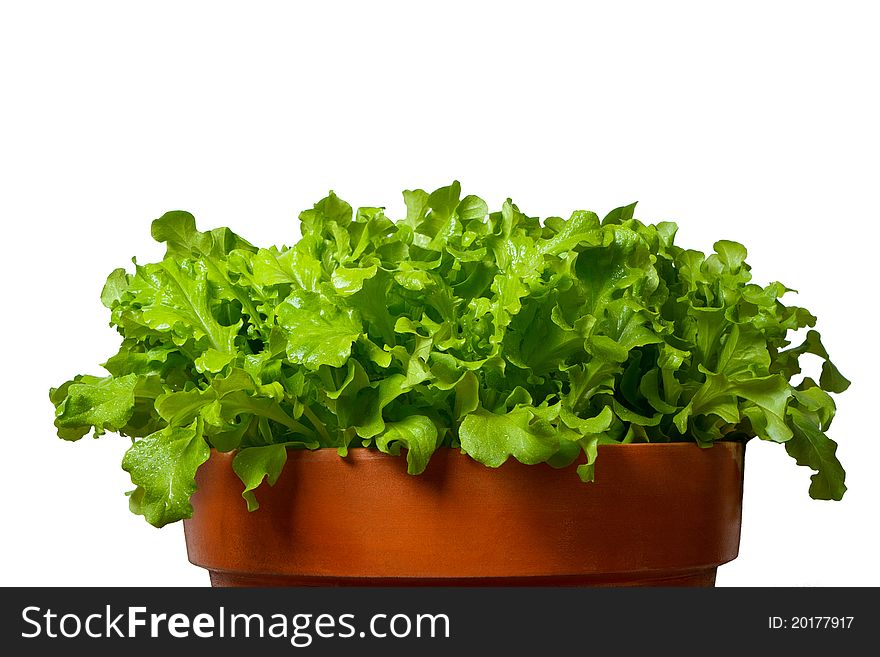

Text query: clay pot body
(184, 442), (745, 587)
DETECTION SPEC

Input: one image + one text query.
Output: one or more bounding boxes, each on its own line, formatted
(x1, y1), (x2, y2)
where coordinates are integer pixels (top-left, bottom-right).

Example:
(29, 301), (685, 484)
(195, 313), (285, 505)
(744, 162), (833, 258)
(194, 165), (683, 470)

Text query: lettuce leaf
(50, 184), (850, 525)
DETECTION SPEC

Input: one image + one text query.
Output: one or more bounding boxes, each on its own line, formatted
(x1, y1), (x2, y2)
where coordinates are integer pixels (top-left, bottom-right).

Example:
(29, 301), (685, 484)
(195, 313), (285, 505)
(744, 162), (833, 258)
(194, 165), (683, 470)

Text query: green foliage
(50, 184), (850, 525)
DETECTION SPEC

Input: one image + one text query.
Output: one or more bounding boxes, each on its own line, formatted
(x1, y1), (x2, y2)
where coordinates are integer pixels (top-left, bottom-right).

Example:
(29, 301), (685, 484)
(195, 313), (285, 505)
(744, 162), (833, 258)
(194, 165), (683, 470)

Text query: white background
(1, 1), (877, 586)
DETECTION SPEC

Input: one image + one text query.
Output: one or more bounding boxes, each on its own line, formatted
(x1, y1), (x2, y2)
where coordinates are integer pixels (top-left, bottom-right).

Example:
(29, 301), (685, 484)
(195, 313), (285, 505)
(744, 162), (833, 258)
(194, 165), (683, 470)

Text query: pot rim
(187, 438), (745, 583)
(210, 438), (747, 458)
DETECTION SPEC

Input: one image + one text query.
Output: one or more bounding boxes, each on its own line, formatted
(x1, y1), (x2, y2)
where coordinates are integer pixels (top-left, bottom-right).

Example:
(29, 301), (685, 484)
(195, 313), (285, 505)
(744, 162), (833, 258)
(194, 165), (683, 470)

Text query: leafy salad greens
(50, 183), (850, 526)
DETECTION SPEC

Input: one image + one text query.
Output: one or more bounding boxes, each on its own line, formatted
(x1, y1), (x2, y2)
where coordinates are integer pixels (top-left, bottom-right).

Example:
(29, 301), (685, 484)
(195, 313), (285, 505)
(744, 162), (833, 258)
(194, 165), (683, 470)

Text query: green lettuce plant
(50, 183), (849, 526)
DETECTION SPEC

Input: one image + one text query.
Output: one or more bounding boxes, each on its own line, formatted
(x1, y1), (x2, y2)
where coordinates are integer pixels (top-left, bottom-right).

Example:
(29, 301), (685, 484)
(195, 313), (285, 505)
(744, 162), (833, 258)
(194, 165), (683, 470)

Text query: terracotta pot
(184, 442), (745, 587)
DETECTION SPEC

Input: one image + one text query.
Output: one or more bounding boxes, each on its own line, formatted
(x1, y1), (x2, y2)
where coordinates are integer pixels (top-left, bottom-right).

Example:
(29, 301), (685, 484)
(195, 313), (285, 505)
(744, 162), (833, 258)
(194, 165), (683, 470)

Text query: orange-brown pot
(184, 442), (745, 587)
